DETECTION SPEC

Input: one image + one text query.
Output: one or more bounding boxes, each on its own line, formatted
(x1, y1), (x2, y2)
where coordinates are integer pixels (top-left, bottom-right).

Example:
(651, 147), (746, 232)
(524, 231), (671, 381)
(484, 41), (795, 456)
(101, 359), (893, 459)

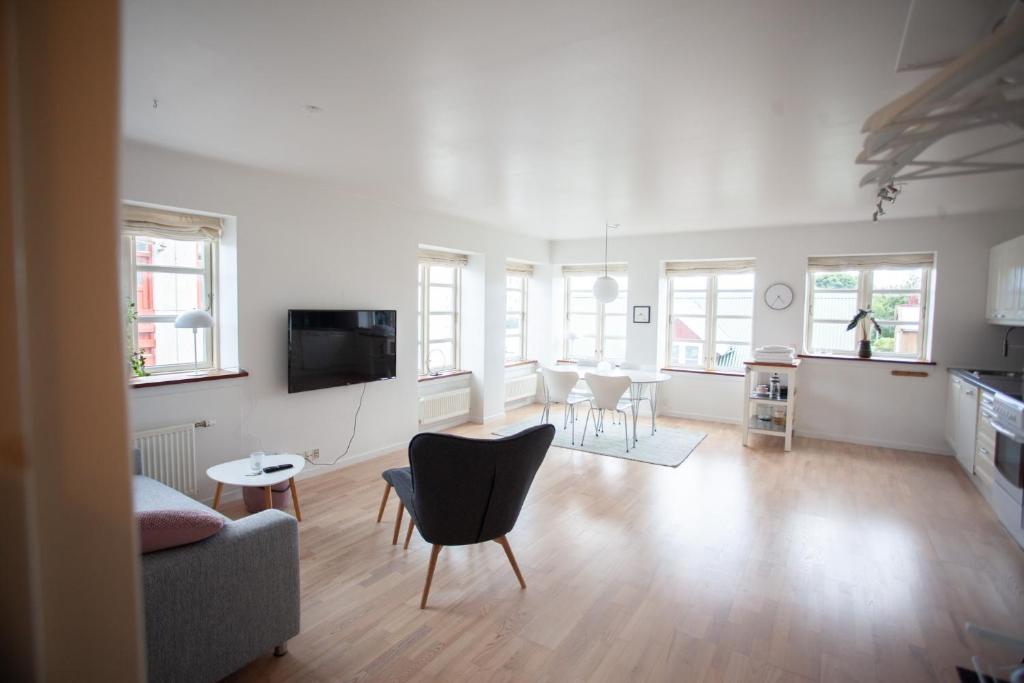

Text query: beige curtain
(561, 263), (627, 275)
(122, 205), (223, 241)
(418, 249), (469, 267)
(807, 252), (934, 271)
(506, 261), (535, 276)
(664, 258), (755, 274)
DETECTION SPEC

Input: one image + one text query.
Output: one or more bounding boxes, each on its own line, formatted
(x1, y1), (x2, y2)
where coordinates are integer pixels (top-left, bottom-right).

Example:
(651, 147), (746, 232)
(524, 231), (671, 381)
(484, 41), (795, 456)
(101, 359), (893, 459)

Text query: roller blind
(418, 249), (469, 267)
(122, 205), (223, 241)
(506, 262), (534, 276)
(807, 253), (934, 271)
(664, 258), (755, 274)
(561, 263), (627, 275)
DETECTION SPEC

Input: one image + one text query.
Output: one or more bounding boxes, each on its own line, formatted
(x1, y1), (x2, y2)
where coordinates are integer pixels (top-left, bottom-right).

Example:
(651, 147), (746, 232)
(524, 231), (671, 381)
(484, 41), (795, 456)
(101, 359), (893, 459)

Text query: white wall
(551, 210), (1024, 454)
(122, 141), (551, 501)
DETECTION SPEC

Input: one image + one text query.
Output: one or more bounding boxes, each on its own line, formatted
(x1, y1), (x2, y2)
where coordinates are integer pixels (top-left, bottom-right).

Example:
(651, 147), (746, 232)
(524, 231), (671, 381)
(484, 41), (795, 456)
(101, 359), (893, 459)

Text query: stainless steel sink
(969, 370), (1024, 380)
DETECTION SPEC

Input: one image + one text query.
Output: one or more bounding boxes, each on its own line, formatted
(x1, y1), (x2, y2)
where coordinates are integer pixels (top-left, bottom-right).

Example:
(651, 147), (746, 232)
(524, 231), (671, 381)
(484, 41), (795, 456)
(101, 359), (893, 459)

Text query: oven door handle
(991, 420), (1024, 443)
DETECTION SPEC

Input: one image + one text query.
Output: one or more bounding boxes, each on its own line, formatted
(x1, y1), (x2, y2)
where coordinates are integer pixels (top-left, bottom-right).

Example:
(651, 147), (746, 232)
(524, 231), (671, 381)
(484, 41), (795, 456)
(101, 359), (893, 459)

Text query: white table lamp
(174, 309), (214, 374)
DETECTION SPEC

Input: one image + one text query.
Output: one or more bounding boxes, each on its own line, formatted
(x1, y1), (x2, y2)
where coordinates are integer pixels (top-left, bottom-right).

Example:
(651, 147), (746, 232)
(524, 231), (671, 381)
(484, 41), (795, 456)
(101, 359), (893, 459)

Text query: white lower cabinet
(946, 373), (978, 473)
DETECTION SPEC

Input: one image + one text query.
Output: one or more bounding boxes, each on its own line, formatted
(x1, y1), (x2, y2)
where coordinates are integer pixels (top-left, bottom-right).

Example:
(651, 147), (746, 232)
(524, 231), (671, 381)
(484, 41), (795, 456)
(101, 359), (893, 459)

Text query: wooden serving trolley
(742, 359), (799, 451)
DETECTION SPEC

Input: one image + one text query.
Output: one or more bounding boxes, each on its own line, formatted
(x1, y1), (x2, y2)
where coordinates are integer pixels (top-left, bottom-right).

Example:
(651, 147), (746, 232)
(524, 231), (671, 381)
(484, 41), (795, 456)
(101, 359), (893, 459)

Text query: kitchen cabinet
(946, 373), (979, 473)
(987, 234), (1024, 325)
(974, 391), (997, 501)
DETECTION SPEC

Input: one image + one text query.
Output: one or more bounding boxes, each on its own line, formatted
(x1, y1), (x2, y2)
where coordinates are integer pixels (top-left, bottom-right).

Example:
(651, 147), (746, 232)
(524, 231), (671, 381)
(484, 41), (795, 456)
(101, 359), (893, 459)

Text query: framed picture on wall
(633, 305), (651, 324)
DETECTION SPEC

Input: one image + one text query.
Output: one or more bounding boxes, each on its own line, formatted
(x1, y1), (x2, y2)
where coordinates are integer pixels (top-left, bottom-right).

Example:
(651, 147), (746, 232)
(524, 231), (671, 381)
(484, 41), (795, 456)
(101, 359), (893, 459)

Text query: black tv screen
(288, 310), (397, 393)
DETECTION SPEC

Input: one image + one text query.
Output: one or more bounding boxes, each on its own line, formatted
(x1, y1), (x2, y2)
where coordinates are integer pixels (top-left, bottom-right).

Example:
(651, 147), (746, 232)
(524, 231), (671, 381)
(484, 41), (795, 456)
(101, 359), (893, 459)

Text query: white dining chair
(618, 362), (652, 426)
(540, 368), (590, 444)
(581, 373), (633, 452)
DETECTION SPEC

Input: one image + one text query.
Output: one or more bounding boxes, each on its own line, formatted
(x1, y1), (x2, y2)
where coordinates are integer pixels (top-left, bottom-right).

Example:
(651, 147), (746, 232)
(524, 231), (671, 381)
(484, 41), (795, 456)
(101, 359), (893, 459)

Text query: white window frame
(418, 262), (461, 375)
(122, 234), (217, 374)
(505, 273), (528, 363)
(805, 263), (932, 360)
(664, 268), (754, 372)
(562, 271), (628, 362)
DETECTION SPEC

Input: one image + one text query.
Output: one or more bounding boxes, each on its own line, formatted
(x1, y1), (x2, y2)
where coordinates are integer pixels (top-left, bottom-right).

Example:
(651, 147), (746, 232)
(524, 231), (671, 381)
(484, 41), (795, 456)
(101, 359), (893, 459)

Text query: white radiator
(505, 374), (538, 403)
(419, 388), (471, 426)
(132, 423), (198, 495)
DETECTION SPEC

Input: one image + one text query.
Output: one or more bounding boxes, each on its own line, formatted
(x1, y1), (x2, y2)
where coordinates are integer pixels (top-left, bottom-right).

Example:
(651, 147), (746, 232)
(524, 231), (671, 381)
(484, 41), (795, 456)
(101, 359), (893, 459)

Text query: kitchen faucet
(1002, 326), (1023, 357)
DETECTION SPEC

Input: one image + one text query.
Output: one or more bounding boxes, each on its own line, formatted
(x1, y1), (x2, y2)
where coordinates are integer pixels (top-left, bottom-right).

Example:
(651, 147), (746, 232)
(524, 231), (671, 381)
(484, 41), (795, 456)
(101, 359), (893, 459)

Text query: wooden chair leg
(404, 517), (415, 549)
(420, 544), (443, 609)
(376, 482), (391, 522)
(288, 477), (302, 521)
(392, 502), (404, 545)
(495, 535), (526, 589)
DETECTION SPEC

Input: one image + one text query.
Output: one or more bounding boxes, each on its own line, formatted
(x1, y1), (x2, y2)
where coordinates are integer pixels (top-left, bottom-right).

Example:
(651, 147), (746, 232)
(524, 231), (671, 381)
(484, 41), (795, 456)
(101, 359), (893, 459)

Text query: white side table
(207, 453), (306, 521)
(742, 360), (799, 452)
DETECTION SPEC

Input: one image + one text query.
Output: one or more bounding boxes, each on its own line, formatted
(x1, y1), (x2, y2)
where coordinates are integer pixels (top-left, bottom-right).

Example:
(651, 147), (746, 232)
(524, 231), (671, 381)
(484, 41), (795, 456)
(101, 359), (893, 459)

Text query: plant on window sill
(847, 308), (882, 359)
(125, 299), (150, 377)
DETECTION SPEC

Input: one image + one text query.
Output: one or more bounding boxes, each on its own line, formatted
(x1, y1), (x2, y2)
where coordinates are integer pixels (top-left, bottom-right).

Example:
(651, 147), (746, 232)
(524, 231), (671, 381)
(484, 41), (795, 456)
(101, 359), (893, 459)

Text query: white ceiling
(122, 0), (1024, 239)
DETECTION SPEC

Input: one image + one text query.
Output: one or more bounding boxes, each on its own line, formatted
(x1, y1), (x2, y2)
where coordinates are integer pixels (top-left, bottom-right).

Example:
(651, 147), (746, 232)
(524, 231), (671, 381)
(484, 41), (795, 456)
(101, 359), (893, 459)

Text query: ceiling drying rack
(857, 5), (1024, 189)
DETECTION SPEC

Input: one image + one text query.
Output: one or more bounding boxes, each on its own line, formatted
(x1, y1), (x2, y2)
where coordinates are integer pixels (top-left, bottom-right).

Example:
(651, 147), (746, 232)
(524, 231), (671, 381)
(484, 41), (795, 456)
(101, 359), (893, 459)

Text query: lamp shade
(592, 275), (619, 304)
(174, 309), (214, 329)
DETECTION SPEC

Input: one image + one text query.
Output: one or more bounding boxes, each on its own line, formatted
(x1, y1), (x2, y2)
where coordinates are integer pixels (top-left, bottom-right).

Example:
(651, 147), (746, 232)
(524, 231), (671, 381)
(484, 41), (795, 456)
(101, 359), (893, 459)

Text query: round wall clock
(764, 282), (794, 310)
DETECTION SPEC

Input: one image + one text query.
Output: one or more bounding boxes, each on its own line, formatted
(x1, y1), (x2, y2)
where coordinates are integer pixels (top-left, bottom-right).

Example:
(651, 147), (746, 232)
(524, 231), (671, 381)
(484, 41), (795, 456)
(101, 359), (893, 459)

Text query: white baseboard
(792, 429), (953, 456)
(657, 410), (951, 456)
(504, 398), (538, 411)
(470, 412), (507, 425)
(657, 409), (741, 425)
(419, 414), (472, 432)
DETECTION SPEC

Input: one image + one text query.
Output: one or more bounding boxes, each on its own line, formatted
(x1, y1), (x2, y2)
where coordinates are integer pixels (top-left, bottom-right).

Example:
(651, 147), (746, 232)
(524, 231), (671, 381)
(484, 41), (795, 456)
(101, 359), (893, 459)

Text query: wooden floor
(224, 407), (1024, 683)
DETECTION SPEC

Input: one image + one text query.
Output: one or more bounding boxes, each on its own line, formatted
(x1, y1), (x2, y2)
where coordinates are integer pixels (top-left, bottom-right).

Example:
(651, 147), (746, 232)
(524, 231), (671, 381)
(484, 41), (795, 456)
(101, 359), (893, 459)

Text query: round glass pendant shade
(592, 275), (619, 303)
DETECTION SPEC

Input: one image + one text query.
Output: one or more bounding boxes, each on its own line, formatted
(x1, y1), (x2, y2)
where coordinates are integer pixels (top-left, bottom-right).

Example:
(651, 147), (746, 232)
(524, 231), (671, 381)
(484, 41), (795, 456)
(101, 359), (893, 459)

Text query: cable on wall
(304, 382), (368, 466)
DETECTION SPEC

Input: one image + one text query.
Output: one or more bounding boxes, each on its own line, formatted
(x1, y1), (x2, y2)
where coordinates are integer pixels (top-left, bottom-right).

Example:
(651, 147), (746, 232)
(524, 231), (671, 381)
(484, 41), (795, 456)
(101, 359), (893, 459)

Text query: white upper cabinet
(987, 234), (1024, 325)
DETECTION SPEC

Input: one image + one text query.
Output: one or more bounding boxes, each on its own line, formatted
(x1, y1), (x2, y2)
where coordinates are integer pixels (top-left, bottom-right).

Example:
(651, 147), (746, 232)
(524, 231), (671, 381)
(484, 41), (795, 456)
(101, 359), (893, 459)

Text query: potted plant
(125, 299), (150, 377)
(847, 308), (882, 358)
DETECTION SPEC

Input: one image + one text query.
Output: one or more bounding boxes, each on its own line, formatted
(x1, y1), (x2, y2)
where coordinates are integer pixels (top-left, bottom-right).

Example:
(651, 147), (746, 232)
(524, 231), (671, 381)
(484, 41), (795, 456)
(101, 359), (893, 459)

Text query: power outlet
(311, 448), (320, 461)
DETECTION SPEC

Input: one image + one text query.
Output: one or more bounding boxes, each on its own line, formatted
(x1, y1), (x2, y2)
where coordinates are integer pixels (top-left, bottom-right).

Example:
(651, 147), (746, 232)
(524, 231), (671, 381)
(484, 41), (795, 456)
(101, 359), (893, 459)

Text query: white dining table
(539, 367), (671, 445)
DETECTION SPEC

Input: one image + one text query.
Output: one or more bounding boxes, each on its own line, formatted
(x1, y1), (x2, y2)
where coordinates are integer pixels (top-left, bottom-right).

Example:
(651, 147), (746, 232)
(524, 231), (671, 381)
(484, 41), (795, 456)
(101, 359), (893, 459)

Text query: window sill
(505, 359), (538, 368)
(129, 368), (249, 389)
(418, 370), (472, 382)
(798, 354), (935, 366)
(661, 367), (743, 377)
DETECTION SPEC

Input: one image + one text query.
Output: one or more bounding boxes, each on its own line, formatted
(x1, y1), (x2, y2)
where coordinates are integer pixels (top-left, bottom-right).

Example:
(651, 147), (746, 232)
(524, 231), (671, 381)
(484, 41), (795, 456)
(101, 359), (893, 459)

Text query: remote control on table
(262, 463), (294, 473)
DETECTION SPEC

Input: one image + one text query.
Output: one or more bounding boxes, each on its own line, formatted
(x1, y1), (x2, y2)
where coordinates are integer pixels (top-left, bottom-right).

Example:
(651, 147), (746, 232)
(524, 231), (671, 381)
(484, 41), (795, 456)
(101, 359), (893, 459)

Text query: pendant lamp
(593, 223), (619, 303)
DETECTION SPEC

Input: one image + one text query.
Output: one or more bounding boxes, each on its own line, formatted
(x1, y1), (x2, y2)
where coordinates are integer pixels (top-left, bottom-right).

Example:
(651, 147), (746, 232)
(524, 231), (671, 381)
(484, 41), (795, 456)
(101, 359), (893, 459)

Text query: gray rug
(493, 419), (705, 468)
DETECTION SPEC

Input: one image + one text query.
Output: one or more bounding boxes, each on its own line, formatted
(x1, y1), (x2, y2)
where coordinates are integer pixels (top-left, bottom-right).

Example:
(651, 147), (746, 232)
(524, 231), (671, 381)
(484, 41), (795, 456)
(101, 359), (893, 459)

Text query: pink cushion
(137, 508), (225, 554)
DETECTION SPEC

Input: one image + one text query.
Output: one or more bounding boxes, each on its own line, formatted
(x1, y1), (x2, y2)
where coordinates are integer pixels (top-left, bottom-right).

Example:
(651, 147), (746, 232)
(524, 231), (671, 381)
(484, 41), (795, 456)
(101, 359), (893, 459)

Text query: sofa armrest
(141, 510), (299, 683)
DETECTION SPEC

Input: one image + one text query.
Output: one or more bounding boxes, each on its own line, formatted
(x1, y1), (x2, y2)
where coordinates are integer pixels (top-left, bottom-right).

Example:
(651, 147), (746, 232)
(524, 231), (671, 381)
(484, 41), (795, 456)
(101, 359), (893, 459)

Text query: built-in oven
(992, 422), (1024, 488)
(991, 393), (1024, 498)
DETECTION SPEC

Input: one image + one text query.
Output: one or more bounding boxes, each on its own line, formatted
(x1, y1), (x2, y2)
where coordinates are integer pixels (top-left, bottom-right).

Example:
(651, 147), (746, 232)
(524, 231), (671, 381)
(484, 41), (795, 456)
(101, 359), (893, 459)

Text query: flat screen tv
(288, 310), (397, 393)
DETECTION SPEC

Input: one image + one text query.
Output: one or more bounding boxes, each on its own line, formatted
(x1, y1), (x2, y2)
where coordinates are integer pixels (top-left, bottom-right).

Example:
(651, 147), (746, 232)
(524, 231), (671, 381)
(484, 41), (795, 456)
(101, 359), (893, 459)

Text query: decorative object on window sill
(871, 181), (904, 222)
(426, 348), (448, 377)
(174, 309), (214, 375)
(592, 223), (620, 304)
(846, 308), (882, 359)
(633, 305), (651, 324)
(763, 282), (794, 310)
(125, 299), (149, 377)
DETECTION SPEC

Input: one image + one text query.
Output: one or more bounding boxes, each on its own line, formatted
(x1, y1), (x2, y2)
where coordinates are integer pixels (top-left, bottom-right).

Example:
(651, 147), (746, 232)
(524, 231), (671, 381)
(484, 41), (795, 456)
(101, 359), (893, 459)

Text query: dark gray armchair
(375, 424), (554, 608)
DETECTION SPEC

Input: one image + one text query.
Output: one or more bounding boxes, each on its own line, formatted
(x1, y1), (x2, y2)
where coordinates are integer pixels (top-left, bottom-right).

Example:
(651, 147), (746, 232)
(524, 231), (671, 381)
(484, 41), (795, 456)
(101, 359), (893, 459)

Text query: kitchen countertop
(949, 368), (1024, 401)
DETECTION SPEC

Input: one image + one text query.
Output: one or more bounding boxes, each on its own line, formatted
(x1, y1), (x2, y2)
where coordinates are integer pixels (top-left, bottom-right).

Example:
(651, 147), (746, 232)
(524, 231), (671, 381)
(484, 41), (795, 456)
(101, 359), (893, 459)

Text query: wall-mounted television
(288, 310), (397, 393)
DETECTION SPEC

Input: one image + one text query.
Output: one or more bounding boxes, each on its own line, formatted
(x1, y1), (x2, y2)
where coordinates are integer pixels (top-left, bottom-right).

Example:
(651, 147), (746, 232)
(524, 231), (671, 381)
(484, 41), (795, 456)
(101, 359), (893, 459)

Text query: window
(418, 250), (467, 375)
(805, 253), (934, 359)
(505, 266), (530, 362)
(563, 268), (628, 362)
(665, 261), (754, 372)
(122, 206), (222, 375)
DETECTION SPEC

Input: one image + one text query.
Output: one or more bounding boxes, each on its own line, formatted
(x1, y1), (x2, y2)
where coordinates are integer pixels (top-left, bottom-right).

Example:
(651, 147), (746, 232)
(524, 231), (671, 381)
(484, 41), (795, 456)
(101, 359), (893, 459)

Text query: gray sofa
(133, 470), (300, 683)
